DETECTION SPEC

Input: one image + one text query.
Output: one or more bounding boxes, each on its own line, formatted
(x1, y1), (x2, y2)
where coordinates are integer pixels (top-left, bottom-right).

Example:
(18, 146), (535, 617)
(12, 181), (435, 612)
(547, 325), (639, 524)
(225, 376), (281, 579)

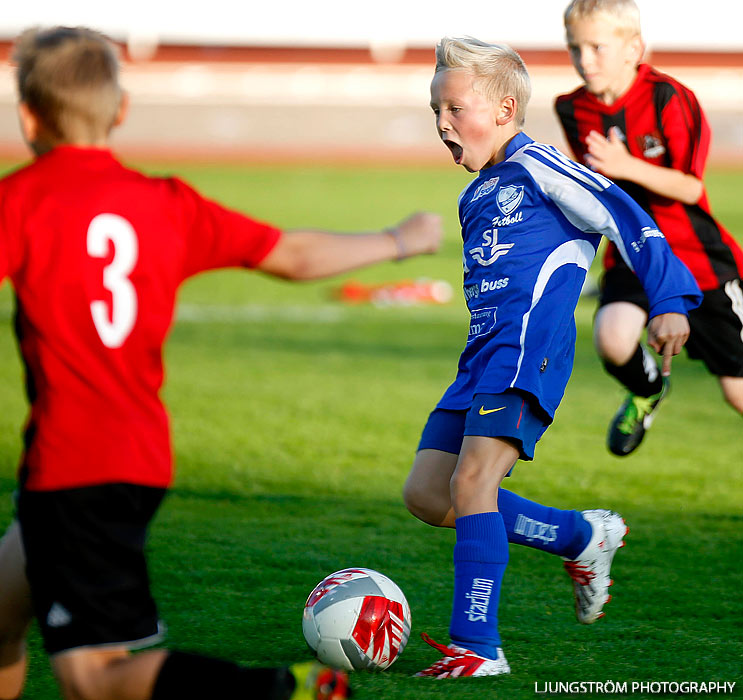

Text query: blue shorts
(417, 391), (550, 461)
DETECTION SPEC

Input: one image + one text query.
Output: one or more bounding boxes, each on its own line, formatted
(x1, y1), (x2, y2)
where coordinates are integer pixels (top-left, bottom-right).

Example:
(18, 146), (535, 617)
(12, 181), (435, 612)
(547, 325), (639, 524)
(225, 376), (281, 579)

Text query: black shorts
(599, 266), (743, 377)
(17, 483), (166, 655)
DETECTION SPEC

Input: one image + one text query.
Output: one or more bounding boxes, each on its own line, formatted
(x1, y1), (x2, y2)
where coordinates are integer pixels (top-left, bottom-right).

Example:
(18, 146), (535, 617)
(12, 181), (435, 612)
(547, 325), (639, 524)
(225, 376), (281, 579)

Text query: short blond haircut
(13, 26), (123, 143)
(563, 0), (642, 39)
(435, 37), (531, 127)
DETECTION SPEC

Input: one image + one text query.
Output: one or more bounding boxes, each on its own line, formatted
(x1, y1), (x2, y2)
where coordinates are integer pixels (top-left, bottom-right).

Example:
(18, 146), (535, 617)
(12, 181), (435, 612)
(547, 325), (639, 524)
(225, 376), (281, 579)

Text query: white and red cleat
(563, 509), (628, 624)
(414, 633), (510, 678)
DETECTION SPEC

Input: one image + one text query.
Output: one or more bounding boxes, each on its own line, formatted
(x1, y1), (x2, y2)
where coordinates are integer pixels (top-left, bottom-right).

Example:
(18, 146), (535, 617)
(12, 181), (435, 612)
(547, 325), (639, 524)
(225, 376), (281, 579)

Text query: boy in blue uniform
(404, 37), (701, 678)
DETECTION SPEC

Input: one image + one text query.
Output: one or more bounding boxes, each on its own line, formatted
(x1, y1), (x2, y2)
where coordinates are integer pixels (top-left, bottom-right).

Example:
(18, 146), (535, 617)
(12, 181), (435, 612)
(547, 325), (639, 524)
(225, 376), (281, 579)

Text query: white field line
(175, 303), (347, 323)
(175, 303), (464, 323)
(0, 303), (457, 324)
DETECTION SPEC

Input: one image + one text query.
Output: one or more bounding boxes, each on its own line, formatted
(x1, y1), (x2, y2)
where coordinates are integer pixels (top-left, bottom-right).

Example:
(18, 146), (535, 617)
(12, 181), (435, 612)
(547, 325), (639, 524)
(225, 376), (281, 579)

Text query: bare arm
(257, 212), (443, 280)
(585, 128), (703, 205)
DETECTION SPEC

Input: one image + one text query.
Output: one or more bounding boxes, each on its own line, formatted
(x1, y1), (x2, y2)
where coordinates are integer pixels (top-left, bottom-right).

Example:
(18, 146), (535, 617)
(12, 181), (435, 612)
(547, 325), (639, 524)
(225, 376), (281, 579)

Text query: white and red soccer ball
(302, 568), (412, 671)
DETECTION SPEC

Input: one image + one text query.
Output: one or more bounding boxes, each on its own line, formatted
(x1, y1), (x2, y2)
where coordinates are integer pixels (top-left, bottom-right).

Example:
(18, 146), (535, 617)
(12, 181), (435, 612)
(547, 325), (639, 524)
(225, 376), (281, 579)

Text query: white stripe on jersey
(511, 145), (635, 271)
(724, 279), (743, 342)
(526, 143), (613, 191)
(458, 180), (475, 208)
(458, 179), (478, 225)
(510, 239), (596, 386)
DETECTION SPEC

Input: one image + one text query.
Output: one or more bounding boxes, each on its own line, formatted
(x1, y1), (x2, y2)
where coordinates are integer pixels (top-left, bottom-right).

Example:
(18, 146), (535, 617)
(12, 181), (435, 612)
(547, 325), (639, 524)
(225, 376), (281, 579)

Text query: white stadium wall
(0, 0), (741, 162)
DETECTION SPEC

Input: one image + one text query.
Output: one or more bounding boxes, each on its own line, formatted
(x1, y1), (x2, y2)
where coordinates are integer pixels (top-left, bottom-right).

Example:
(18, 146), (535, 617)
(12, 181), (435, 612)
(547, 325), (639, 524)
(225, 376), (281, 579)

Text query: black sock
(603, 344), (662, 397)
(151, 651), (295, 700)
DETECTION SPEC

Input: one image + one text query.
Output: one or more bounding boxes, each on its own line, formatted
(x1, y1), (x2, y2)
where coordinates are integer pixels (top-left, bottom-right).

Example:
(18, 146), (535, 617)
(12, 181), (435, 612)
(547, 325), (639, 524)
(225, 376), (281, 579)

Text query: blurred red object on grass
(333, 279), (453, 306)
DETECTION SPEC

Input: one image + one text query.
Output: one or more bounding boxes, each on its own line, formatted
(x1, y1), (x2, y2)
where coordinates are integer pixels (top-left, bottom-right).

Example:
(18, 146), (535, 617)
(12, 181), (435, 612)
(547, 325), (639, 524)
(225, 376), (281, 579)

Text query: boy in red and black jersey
(0, 26), (442, 700)
(555, 0), (743, 456)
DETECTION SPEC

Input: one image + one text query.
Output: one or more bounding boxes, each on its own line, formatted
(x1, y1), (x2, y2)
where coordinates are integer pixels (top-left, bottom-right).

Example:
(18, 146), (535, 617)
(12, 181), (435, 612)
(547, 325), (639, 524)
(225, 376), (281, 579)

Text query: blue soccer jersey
(438, 132), (702, 419)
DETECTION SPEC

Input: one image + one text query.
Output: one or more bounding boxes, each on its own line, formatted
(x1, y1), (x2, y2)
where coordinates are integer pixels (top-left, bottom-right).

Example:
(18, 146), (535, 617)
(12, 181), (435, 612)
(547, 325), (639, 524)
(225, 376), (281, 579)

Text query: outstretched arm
(257, 212), (443, 280)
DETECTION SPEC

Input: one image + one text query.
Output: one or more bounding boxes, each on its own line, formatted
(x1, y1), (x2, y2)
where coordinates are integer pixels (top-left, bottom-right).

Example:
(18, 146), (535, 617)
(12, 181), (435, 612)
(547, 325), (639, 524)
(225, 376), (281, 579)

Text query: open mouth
(443, 139), (463, 165)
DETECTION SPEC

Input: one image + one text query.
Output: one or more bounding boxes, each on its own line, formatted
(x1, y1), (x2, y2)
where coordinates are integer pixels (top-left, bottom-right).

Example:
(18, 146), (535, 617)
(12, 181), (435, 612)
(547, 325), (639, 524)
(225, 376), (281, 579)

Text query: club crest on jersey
(641, 133), (666, 159)
(470, 176), (499, 203)
(496, 185), (524, 216)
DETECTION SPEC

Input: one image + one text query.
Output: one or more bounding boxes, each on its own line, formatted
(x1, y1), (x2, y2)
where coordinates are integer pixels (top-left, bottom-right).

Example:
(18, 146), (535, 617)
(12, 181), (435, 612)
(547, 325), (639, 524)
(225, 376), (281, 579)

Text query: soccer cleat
(289, 661), (351, 700)
(563, 509), (628, 624)
(607, 377), (669, 456)
(414, 632), (510, 678)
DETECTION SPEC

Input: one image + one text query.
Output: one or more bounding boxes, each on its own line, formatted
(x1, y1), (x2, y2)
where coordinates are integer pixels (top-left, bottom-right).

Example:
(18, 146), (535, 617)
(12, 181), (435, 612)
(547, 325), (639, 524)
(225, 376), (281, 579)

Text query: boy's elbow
(258, 237), (315, 280)
(282, 257), (316, 280)
(682, 177), (704, 205)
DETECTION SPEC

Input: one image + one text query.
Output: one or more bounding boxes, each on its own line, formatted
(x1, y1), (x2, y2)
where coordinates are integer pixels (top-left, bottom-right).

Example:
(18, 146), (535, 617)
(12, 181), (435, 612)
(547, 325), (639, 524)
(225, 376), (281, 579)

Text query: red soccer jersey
(555, 63), (743, 290)
(0, 147), (281, 491)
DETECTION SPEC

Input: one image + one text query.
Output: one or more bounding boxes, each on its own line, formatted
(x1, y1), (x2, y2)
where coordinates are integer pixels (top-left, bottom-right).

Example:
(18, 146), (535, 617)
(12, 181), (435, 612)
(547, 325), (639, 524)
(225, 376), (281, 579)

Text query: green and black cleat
(607, 377), (669, 456)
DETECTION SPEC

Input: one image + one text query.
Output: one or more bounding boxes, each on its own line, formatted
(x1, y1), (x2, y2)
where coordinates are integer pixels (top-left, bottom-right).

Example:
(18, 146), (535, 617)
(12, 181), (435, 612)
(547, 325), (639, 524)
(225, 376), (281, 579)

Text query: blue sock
(498, 489), (591, 559)
(449, 512), (508, 659)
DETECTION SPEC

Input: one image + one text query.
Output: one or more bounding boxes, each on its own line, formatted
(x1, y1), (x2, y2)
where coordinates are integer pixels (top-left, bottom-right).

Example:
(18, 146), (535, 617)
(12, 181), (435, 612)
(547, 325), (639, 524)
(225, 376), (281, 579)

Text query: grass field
(0, 161), (741, 699)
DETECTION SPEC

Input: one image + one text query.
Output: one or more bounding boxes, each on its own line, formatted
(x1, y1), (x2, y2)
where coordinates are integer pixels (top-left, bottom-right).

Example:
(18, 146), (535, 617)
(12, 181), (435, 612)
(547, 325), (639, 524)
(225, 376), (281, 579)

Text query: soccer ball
(302, 567), (412, 671)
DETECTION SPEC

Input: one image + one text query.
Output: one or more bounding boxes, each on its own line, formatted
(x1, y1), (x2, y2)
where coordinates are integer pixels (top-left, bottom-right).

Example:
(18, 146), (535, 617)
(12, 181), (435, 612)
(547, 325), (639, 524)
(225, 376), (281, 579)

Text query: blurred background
(1, 0), (742, 163)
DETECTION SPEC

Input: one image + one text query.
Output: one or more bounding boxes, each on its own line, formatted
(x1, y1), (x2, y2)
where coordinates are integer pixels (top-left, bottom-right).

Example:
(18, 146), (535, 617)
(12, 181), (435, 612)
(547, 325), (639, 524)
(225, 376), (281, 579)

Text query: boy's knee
(718, 376), (743, 414)
(450, 461), (483, 494)
(0, 614), (31, 667)
(402, 479), (430, 521)
(0, 638), (27, 700)
(56, 666), (102, 700)
(53, 651), (124, 700)
(594, 304), (647, 365)
(402, 480), (445, 526)
(594, 326), (637, 365)
(450, 445), (513, 510)
(0, 635), (26, 667)
(450, 461), (497, 508)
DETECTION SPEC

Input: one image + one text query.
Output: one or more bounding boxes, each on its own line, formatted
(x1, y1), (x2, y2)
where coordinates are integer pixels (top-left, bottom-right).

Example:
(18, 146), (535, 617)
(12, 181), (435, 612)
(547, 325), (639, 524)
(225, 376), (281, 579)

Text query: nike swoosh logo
(479, 406), (506, 415)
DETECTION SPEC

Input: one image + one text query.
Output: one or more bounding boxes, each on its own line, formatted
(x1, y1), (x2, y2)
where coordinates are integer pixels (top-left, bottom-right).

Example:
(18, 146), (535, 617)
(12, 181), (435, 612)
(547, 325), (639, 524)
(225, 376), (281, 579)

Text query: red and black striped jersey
(555, 63), (743, 290)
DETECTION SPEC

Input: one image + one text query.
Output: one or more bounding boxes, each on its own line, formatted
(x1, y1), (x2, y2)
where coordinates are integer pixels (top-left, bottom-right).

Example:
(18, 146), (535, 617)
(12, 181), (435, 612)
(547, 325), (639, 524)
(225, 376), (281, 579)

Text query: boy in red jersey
(555, 0), (743, 455)
(0, 26), (442, 700)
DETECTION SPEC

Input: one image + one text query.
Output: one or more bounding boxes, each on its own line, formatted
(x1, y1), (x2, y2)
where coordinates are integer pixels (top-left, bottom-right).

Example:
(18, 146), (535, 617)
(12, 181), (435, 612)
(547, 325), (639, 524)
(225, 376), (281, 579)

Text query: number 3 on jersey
(87, 213), (138, 348)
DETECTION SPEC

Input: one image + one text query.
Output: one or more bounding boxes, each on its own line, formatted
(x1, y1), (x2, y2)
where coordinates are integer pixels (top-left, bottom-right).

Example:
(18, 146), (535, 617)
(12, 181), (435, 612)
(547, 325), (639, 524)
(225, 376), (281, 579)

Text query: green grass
(0, 161), (741, 699)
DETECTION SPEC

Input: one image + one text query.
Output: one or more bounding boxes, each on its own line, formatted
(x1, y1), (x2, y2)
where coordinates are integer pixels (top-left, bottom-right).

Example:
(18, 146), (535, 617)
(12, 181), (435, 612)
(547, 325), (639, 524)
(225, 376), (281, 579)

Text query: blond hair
(435, 37), (531, 126)
(563, 0), (642, 38)
(13, 26), (123, 143)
